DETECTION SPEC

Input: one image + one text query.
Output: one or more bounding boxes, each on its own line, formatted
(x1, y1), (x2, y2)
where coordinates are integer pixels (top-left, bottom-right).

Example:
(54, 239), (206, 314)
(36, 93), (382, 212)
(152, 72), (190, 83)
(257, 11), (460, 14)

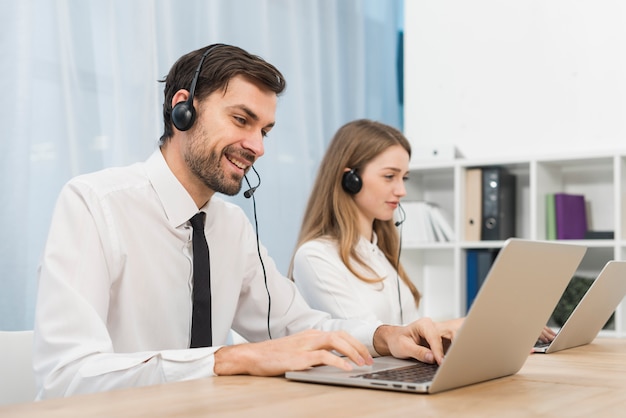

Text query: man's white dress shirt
(34, 149), (378, 399)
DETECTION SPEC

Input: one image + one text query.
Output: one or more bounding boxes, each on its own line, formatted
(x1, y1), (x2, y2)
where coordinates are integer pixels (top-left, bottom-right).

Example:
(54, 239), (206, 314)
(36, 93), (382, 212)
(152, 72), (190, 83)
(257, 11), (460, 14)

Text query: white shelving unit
(401, 152), (626, 337)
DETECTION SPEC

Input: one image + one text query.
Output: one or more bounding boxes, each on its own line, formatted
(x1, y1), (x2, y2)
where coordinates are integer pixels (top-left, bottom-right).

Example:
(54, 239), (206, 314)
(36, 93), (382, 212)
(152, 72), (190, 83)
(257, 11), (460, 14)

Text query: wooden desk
(2, 338), (626, 417)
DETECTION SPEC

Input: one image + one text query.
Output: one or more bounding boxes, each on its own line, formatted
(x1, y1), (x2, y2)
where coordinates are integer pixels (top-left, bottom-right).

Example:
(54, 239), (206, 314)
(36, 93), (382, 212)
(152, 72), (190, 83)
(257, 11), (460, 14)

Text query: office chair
(0, 330), (36, 405)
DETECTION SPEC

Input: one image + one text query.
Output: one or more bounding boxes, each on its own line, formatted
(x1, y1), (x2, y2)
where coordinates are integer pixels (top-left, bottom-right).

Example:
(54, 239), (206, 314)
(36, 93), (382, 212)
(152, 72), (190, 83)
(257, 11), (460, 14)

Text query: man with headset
(33, 43), (457, 399)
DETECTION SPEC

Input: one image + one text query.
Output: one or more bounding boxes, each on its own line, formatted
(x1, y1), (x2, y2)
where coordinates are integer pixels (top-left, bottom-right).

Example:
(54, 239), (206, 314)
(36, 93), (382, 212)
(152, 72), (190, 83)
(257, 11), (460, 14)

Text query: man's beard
(184, 133), (246, 196)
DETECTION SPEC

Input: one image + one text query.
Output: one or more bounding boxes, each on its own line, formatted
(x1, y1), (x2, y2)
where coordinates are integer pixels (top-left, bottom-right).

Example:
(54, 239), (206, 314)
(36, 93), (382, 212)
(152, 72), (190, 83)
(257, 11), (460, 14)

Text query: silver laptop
(533, 260), (626, 354)
(286, 239), (586, 394)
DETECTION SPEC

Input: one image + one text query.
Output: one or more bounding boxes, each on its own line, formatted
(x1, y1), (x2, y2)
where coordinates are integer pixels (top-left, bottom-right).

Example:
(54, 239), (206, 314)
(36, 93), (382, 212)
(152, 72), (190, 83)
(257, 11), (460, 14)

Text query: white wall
(404, 0), (626, 159)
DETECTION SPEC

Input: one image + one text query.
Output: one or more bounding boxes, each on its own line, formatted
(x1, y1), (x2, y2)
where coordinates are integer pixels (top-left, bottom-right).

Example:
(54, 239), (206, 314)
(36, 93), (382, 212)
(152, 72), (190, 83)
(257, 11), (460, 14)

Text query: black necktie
(189, 212), (212, 348)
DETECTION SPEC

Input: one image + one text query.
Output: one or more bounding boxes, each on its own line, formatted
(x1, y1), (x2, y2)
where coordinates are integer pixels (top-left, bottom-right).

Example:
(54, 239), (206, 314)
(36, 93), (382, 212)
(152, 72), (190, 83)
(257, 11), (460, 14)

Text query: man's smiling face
(183, 74), (277, 196)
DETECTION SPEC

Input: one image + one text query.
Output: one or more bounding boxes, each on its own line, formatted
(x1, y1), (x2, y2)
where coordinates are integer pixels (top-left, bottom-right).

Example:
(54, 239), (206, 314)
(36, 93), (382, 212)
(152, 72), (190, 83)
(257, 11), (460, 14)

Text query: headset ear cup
(171, 101), (196, 131)
(342, 169), (362, 194)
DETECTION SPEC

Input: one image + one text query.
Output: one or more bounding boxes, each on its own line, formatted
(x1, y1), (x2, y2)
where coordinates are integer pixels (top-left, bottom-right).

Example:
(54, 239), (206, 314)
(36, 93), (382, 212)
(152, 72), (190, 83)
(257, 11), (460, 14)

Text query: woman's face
(353, 144), (410, 230)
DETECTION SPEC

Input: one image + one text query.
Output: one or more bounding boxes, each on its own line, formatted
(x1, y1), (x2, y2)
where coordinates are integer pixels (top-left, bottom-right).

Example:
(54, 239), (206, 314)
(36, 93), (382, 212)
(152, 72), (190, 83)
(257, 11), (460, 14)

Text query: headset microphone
(395, 202), (406, 227)
(243, 186), (257, 199)
(394, 202), (406, 324)
(244, 166), (261, 198)
(242, 165), (271, 339)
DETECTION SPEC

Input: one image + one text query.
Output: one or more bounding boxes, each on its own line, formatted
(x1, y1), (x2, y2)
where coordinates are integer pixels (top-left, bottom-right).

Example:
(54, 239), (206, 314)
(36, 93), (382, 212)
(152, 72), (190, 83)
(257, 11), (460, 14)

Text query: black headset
(342, 168), (362, 194)
(171, 45), (220, 132)
(342, 168), (406, 229)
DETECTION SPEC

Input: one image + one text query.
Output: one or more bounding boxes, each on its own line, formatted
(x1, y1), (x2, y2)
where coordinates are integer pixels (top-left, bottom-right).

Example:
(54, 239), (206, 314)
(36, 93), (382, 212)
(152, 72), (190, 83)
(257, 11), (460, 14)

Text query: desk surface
(3, 338), (626, 417)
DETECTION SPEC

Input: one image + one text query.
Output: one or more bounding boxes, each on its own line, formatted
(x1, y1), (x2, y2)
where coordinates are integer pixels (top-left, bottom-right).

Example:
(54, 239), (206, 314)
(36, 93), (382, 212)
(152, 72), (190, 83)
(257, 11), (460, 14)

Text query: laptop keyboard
(354, 362), (439, 383)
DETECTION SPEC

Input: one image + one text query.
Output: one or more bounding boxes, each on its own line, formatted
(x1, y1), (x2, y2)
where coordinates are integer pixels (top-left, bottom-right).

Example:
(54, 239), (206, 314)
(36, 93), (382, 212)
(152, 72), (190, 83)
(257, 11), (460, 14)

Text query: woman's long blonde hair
(289, 119), (420, 307)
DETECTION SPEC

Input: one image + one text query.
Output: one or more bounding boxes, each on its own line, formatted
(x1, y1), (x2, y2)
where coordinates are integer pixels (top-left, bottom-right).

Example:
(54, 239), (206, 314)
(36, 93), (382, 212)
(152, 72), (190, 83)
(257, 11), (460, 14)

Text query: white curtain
(0, 0), (403, 330)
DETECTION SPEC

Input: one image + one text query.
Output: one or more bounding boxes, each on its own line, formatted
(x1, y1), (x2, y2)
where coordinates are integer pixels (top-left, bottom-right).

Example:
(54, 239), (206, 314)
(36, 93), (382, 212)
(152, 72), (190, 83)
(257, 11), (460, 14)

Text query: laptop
(533, 260), (626, 354)
(286, 239), (586, 394)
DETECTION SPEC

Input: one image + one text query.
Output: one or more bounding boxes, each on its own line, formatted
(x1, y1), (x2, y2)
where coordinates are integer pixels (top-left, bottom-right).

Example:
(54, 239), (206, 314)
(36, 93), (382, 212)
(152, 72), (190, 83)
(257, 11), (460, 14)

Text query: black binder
(481, 167), (516, 240)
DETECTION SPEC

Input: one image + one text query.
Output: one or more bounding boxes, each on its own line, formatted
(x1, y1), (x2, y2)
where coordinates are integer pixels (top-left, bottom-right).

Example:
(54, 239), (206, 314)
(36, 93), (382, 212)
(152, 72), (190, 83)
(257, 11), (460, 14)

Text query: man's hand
(213, 329), (374, 376)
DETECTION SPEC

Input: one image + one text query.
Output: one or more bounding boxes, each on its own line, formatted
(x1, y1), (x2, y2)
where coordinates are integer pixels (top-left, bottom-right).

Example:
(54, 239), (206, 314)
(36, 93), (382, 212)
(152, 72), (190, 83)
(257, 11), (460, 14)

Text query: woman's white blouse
(292, 235), (420, 325)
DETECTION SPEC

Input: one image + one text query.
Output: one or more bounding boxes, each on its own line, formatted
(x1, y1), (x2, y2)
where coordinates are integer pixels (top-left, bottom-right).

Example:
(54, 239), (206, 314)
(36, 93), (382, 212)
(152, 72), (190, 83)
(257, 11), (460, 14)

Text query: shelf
(400, 150), (626, 336)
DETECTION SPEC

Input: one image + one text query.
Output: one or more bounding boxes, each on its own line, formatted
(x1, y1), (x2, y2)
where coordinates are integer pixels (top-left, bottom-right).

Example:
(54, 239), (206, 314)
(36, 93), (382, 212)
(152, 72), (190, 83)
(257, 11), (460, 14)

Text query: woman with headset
(290, 119), (427, 326)
(289, 119), (555, 344)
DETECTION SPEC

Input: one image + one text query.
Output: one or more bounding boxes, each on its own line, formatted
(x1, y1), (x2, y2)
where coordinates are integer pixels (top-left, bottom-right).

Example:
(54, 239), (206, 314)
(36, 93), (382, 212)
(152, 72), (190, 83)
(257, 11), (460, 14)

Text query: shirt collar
(145, 148), (201, 229)
(356, 231), (379, 253)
